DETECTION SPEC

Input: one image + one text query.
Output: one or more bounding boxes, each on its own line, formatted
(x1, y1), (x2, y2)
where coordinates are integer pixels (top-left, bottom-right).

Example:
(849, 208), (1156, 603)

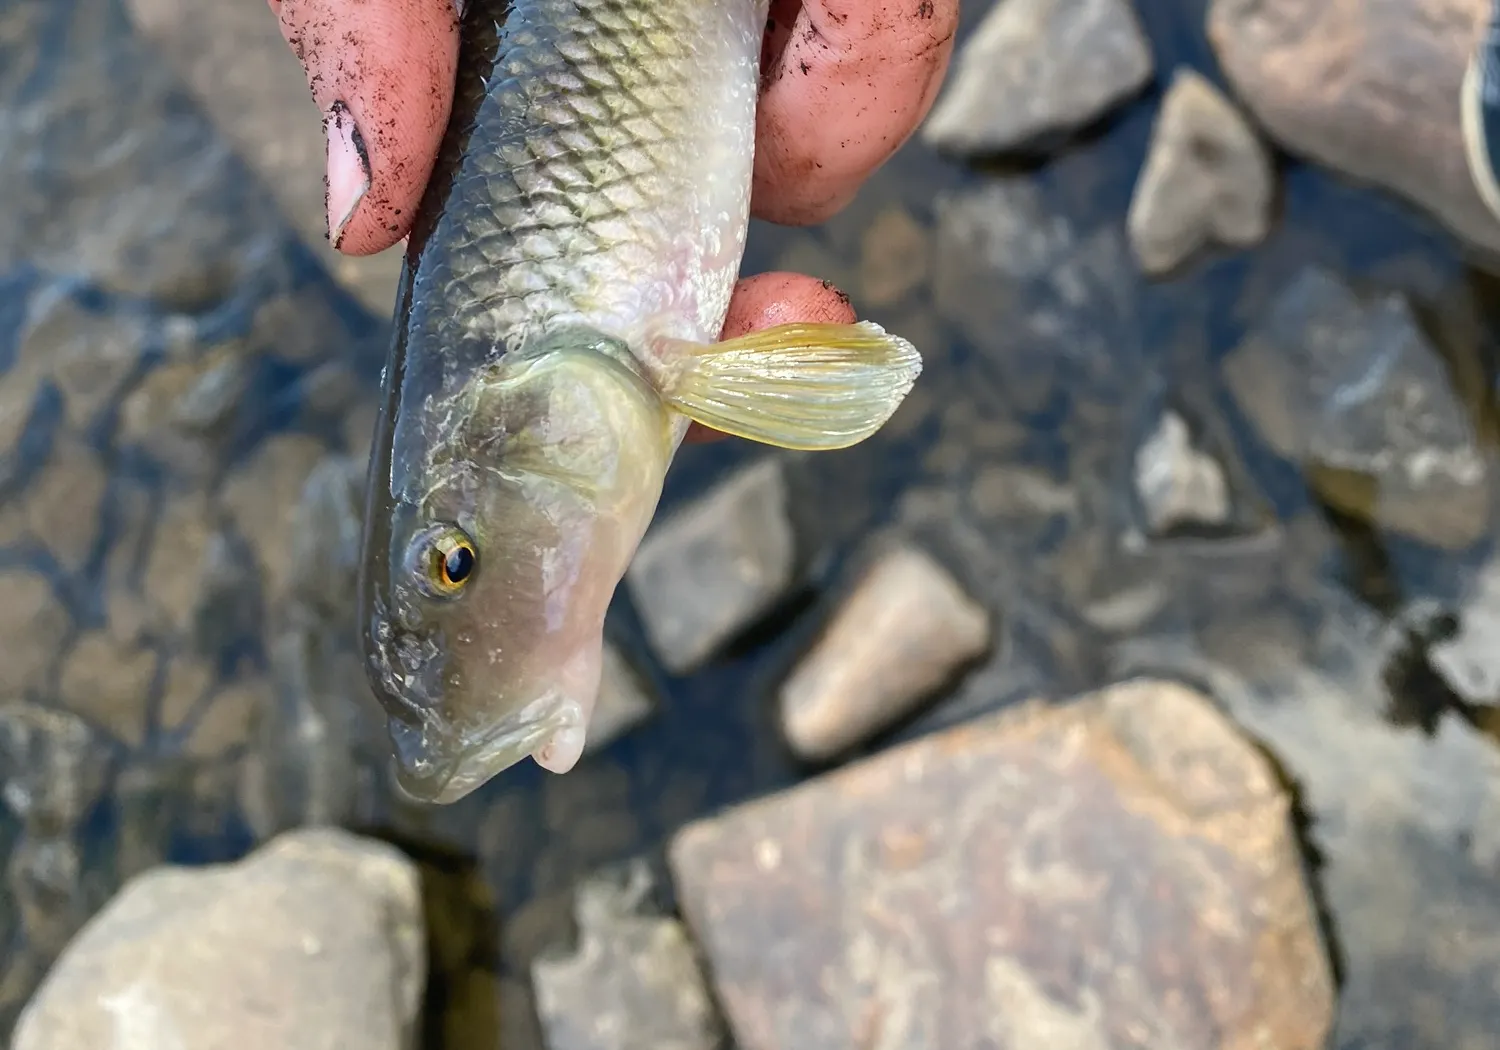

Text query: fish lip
(385, 694), (574, 805)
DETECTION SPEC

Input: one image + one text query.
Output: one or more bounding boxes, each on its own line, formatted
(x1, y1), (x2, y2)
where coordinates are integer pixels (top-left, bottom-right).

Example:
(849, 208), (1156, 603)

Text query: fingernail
(324, 101), (369, 249)
(453, 0), (466, 18)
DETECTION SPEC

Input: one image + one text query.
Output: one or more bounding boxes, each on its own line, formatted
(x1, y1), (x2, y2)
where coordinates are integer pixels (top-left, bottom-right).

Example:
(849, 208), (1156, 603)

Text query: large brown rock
(670, 678), (1334, 1050)
(1207, 0), (1500, 257)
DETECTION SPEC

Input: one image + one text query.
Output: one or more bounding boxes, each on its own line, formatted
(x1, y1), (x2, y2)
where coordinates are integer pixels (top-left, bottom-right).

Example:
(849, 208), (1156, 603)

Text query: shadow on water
(4, 0), (1500, 1044)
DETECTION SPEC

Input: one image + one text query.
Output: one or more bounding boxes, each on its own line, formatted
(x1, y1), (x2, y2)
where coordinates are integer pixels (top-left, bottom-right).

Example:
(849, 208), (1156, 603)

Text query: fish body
(359, 0), (922, 804)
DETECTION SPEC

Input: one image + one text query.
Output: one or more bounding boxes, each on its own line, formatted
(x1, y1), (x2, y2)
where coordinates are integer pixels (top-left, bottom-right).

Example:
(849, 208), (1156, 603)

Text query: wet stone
(0, 570), (71, 699)
(118, 343), (251, 478)
(0, 703), (107, 835)
(1127, 67), (1275, 275)
(1207, 0), (1500, 257)
(16, 288), (148, 432)
(1430, 557), (1500, 704)
(670, 678), (1335, 1050)
(532, 859), (723, 1050)
(123, 0), (404, 313)
(858, 207), (932, 307)
(587, 643), (658, 756)
(8, 835), (91, 960)
(779, 542), (991, 763)
(626, 457), (797, 674)
(12, 828), (426, 1050)
(1133, 410), (1231, 535)
(218, 432), (331, 609)
(922, 0), (1154, 155)
(56, 631), (158, 748)
(0, 0), (286, 306)
(183, 674), (269, 759)
(0, 436), (109, 573)
(1224, 266), (1490, 550)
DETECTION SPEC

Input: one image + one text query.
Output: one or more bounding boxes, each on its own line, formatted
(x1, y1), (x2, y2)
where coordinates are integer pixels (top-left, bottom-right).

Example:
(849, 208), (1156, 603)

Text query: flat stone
(779, 542), (991, 762)
(922, 0), (1154, 155)
(0, 570), (71, 699)
(118, 343), (251, 480)
(670, 678), (1335, 1050)
(586, 643), (657, 755)
(1206, 0), (1500, 258)
(1133, 410), (1231, 535)
(219, 433), (330, 608)
(0, 436), (109, 573)
(12, 827), (426, 1050)
(1223, 266), (1490, 550)
(532, 859), (723, 1050)
(1430, 557), (1500, 703)
(859, 207), (931, 307)
(626, 457), (797, 674)
(121, 0), (403, 313)
(56, 631), (158, 748)
(1127, 67), (1275, 275)
(17, 288), (148, 432)
(184, 675), (270, 759)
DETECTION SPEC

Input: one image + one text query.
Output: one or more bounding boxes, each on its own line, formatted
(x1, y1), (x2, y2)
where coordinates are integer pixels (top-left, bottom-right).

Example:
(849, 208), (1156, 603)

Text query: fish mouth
(385, 692), (583, 805)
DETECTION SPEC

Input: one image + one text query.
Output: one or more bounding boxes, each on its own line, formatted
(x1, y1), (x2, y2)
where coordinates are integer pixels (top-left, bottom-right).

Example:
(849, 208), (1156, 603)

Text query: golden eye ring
(410, 524), (478, 598)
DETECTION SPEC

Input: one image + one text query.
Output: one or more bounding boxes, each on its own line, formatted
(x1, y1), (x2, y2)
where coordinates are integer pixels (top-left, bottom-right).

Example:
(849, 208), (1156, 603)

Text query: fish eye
(408, 524), (479, 599)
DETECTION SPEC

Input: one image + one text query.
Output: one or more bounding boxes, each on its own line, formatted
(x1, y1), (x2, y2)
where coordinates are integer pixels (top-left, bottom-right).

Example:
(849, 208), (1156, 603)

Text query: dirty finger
(754, 0), (959, 225)
(271, 0), (462, 255)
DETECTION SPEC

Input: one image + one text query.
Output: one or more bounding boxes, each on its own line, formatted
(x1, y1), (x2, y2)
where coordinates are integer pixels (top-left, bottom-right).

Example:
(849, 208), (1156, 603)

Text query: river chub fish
(358, 0), (923, 804)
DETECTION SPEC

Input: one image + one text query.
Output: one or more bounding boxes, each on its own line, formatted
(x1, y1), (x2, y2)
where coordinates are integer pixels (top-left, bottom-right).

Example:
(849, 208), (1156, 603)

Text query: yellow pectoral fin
(657, 321), (924, 451)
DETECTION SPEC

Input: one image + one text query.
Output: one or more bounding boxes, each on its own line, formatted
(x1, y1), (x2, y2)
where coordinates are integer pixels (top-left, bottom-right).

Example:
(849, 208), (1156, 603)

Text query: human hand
(268, 0), (958, 440)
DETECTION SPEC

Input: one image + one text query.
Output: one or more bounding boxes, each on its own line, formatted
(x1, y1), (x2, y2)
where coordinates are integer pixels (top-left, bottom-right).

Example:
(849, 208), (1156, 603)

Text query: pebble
(1430, 556), (1500, 704)
(218, 433), (330, 608)
(1207, 0), (1500, 257)
(586, 643), (658, 755)
(122, 0), (404, 314)
(1223, 266), (1490, 550)
(671, 678), (1335, 1050)
(626, 457), (797, 674)
(532, 859), (723, 1050)
(0, 570), (71, 699)
(1127, 67), (1275, 275)
(11, 828), (426, 1050)
(17, 291), (147, 432)
(858, 207), (932, 307)
(55, 631), (158, 748)
(778, 542), (991, 762)
(922, 0), (1154, 155)
(1133, 410), (1232, 534)
(0, 702), (107, 834)
(0, 436), (108, 573)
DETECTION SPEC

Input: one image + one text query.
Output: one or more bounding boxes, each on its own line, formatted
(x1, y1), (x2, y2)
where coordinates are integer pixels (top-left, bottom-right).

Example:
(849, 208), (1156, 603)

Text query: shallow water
(2, 0), (1500, 1046)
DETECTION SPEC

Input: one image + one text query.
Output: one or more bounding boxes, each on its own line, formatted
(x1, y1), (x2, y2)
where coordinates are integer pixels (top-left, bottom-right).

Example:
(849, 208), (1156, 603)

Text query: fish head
(359, 326), (675, 804)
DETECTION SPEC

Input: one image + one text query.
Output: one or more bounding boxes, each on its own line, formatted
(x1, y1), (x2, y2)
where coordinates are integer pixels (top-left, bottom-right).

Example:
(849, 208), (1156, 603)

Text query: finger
(271, 0), (461, 255)
(686, 271), (860, 443)
(755, 0), (959, 225)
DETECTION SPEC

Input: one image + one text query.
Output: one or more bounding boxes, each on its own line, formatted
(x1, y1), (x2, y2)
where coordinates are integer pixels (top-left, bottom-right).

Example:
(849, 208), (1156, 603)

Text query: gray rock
(122, 0), (404, 313)
(532, 859), (723, 1050)
(1206, 0), (1500, 258)
(0, 703), (107, 835)
(671, 679), (1335, 1050)
(12, 827), (426, 1050)
(859, 207), (932, 308)
(626, 457), (797, 674)
(1430, 557), (1500, 704)
(1133, 410), (1231, 534)
(1109, 589), (1500, 1050)
(587, 644), (658, 756)
(779, 542), (991, 762)
(1127, 67), (1275, 275)
(922, 0), (1154, 155)
(1223, 266), (1490, 550)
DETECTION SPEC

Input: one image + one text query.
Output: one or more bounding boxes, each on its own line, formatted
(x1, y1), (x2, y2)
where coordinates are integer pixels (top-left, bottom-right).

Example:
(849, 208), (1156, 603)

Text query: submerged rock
(626, 457), (798, 674)
(778, 541), (991, 762)
(671, 678), (1335, 1050)
(1430, 556), (1500, 703)
(922, 0), (1154, 155)
(12, 828), (425, 1050)
(1127, 67), (1275, 274)
(1224, 266), (1490, 550)
(1206, 0), (1500, 258)
(532, 859), (723, 1050)
(1133, 409), (1232, 535)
